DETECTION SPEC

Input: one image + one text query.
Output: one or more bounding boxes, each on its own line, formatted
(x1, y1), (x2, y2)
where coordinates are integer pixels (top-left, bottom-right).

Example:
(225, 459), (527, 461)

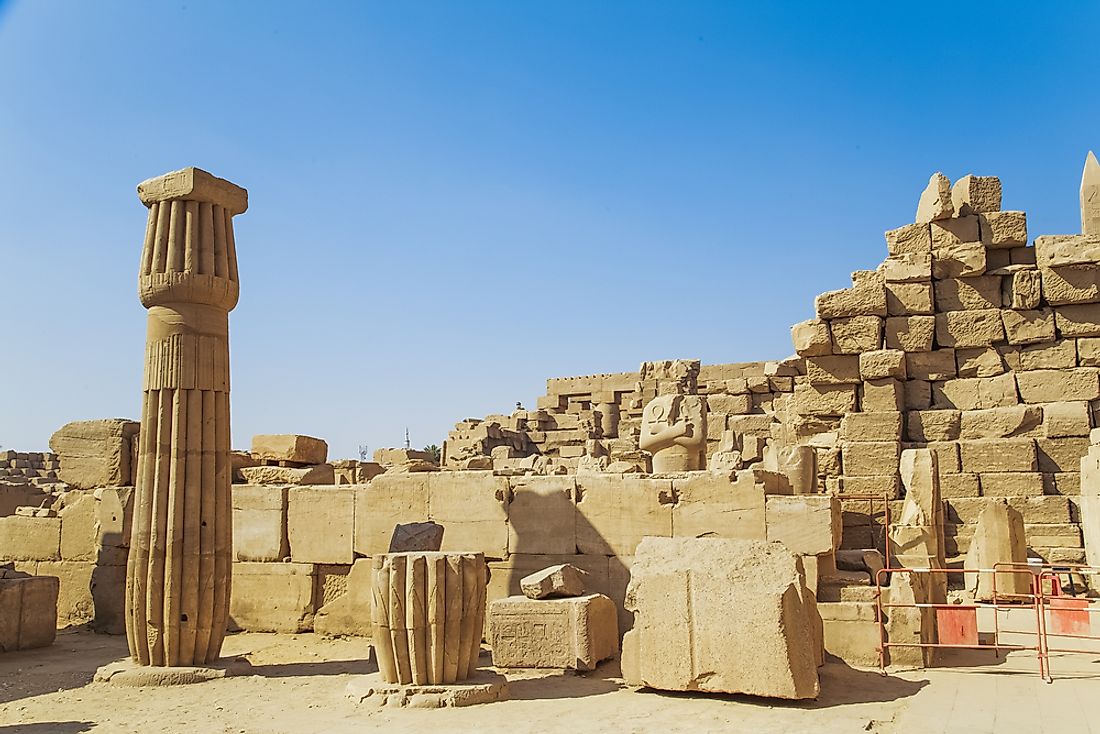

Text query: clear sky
(2, 1), (1098, 459)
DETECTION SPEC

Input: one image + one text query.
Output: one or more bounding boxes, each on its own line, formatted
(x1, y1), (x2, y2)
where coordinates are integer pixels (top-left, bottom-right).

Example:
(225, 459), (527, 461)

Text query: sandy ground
(0, 630), (1096, 734)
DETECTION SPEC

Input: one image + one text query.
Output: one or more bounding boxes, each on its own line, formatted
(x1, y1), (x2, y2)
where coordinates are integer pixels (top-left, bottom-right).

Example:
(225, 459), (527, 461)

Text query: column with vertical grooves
(125, 167), (247, 667)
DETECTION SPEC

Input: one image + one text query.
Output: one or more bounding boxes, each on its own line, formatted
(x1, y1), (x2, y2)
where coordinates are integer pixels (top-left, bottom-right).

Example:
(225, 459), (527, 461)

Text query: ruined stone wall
(788, 173), (1087, 566)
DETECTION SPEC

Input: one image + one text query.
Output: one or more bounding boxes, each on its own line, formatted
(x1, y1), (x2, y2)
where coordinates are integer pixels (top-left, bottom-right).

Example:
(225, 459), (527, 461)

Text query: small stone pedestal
(94, 657), (252, 687)
(344, 669), (508, 709)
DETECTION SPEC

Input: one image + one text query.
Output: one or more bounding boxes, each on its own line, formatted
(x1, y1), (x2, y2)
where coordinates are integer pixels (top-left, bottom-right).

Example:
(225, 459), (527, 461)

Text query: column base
(94, 657), (251, 686)
(344, 669), (508, 708)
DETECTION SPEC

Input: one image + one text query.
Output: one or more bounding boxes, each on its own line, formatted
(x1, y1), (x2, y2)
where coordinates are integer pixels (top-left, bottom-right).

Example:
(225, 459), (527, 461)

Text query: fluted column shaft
(125, 168), (246, 666)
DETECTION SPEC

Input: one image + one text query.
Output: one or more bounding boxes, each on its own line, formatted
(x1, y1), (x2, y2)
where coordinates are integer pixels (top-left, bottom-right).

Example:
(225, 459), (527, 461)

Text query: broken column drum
(125, 168), (247, 666)
(371, 552), (487, 685)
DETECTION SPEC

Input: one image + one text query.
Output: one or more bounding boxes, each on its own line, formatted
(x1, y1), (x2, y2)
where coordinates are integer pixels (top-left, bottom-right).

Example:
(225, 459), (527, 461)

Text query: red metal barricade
(875, 566), (1046, 678)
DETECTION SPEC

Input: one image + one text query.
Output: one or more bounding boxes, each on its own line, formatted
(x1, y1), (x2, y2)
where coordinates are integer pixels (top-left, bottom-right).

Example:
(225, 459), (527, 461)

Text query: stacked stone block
(0, 451), (62, 486)
(793, 172), (1091, 565)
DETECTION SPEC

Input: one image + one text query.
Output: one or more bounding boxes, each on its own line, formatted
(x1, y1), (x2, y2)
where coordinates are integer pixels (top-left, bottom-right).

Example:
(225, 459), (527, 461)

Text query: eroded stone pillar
(125, 168), (246, 666)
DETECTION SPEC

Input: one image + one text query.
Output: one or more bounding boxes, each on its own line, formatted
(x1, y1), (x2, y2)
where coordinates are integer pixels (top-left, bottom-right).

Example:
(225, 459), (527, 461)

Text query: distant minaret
(1082, 151), (1100, 236)
(405, 428), (411, 450)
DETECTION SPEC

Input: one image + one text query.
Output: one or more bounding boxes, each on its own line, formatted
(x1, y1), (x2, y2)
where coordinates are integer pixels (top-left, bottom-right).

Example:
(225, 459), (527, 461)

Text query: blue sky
(1, 1), (1098, 458)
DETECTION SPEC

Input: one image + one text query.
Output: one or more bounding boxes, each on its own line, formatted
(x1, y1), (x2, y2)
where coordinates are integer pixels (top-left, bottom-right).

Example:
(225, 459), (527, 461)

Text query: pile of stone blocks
(237, 434), (335, 485)
(49, 419), (139, 489)
(0, 450), (62, 488)
(0, 569), (59, 652)
(622, 537), (821, 699)
(488, 564), (618, 671)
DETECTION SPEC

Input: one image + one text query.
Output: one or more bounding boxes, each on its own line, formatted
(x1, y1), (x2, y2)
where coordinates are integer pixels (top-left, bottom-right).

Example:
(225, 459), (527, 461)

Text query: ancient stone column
(125, 167), (247, 666)
(371, 552), (487, 685)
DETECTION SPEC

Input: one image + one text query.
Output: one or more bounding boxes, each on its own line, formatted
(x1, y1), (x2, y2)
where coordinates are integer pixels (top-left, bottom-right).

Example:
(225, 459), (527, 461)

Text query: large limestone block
(886, 315), (935, 352)
(959, 439), (1037, 473)
(791, 319), (832, 357)
(576, 476), (673, 556)
(935, 277), (1002, 311)
(314, 558), (373, 636)
(230, 562), (316, 633)
(906, 349), (956, 380)
(232, 486), (289, 562)
(933, 239), (986, 279)
(1009, 270), (1042, 310)
(0, 516), (61, 561)
(906, 410), (961, 442)
(805, 355), (860, 385)
(964, 500), (1030, 599)
(916, 173), (953, 223)
(1002, 308), (1055, 345)
(0, 574), (59, 652)
(1054, 303), (1100, 336)
(489, 593), (617, 671)
(287, 487), (355, 564)
(671, 471), (766, 540)
(956, 347), (1008, 378)
(58, 492), (98, 561)
(815, 283), (887, 319)
(389, 521), (444, 552)
(959, 405), (1042, 440)
(521, 564), (586, 599)
(1044, 401), (1091, 438)
(932, 373), (1018, 410)
(238, 464), (335, 485)
(859, 350), (906, 381)
(49, 419), (139, 489)
(1017, 368), (1100, 403)
(765, 495), (841, 555)
(886, 282), (935, 316)
(1041, 266), (1100, 306)
(842, 441), (901, 477)
(980, 211), (1027, 247)
(830, 316), (883, 354)
(428, 472), (509, 557)
(789, 383), (857, 417)
(507, 476), (576, 556)
(251, 434), (328, 465)
(861, 378), (904, 412)
(841, 411), (903, 443)
(881, 252), (932, 283)
(353, 474), (430, 556)
(1035, 234), (1100, 269)
(621, 537), (820, 700)
(885, 222), (932, 255)
(951, 174), (1002, 215)
(1019, 340), (1076, 370)
(935, 309), (1005, 348)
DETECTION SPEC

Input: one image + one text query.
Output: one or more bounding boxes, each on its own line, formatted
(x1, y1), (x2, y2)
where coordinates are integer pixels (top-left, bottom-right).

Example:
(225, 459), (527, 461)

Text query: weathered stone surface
(49, 419), (139, 489)
(932, 373), (1018, 410)
(1017, 368), (1100, 403)
(859, 350), (906, 380)
(287, 487), (354, 564)
(251, 434), (328, 465)
(671, 471), (767, 540)
(916, 173), (953, 223)
(230, 562), (316, 633)
(1019, 340), (1076, 370)
(345, 670), (508, 709)
(520, 563), (587, 600)
(805, 356), (860, 385)
(935, 309), (1005, 348)
(861, 378), (904, 412)
(621, 537), (820, 699)
(507, 476), (575, 555)
(964, 499), (1029, 599)
(0, 574), (59, 652)
(881, 253), (932, 283)
(389, 521), (444, 552)
(935, 277), (1001, 312)
(830, 316), (883, 354)
(980, 211), (1027, 247)
(374, 447), (437, 467)
(238, 464), (336, 485)
(886, 315), (935, 352)
(951, 175), (1001, 216)
(1036, 235), (1100, 268)
(956, 348), (1007, 378)
(429, 472), (510, 557)
(978, 472), (1044, 497)
(959, 405), (1042, 440)
(576, 476), (672, 556)
(1040, 266), (1100, 305)
(789, 383), (858, 417)
(791, 319), (832, 357)
(1044, 401), (1091, 438)
(314, 558), (373, 637)
(959, 439), (1038, 473)
(841, 411), (902, 442)
(765, 495), (841, 555)
(488, 593), (617, 670)
(0, 516), (61, 561)
(1001, 308), (1055, 345)
(815, 282), (887, 319)
(231, 486), (288, 562)
(1055, 304), (1100, 337)
(841, 441), (900, 477)
(886, 281), (935, 316)
(906, 410), (961, 442)
(885, 222), (932, 255)
(907, 349), (957, 380)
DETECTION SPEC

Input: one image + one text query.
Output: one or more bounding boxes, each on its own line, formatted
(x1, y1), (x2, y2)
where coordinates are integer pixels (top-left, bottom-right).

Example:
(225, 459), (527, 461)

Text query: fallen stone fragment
(520, 563), (587, 599)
